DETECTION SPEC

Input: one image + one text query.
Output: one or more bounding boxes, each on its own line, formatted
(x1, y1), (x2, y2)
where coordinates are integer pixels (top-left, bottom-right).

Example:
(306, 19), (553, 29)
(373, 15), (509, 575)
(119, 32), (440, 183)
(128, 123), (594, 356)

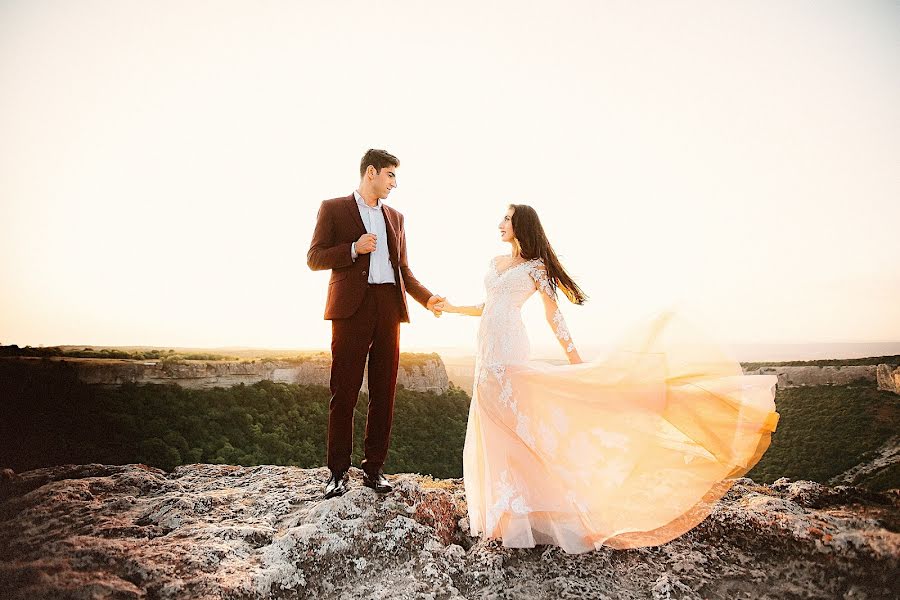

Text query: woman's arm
(440, 301), (484, 317)
(526, 260), (583, 364)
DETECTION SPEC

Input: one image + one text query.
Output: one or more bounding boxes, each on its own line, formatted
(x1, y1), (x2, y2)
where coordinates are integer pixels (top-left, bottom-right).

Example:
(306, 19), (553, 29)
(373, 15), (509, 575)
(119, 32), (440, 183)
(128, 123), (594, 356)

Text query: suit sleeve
(307, 201), (355, 271)
(398, 214), (434, 308)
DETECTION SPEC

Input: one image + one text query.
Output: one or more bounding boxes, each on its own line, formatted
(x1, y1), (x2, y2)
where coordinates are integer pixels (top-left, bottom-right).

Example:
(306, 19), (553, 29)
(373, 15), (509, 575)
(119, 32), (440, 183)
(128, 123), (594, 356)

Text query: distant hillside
(443, 354), (900, 396)
(0, 344), (442, 365)
(2, 354), (897, 491)
(0, 360), (469, 477)
(0, 346), (450, 393)
(747, 379), (900, 491)
(741, 355), (900, 370)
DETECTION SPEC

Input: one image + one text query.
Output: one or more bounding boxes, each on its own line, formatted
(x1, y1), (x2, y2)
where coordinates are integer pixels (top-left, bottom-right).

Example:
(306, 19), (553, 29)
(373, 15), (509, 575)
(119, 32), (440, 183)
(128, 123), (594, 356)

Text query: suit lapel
(382, 206), (400, 265)
(344, 194), (367, 238)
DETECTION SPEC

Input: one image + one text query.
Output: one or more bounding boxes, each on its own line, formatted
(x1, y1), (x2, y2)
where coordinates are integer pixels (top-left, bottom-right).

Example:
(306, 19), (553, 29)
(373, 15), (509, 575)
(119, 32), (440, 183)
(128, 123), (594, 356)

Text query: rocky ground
(0, 463), (897, 600)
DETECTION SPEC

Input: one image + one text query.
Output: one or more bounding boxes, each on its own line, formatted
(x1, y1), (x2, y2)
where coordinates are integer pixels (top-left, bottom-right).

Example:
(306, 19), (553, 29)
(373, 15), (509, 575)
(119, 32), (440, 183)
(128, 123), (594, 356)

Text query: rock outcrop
(1, 463), (897, 599)
(0, 356), (451, 394)
(830, 436), (900, 488)
(743, 364), (888, 390)
(877, 364), (900, 394)
(270, 356), (452, 394)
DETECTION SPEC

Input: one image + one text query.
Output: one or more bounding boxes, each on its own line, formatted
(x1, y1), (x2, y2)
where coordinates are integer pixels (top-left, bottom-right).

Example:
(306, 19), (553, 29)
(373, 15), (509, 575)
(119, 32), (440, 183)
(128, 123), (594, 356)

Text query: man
(307, 148), (444, 499)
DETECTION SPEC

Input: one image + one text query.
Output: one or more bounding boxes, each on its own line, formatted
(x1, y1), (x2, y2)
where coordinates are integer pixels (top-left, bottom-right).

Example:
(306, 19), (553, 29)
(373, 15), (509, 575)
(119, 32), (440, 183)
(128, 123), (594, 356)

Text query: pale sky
(1, 1), (898, 359)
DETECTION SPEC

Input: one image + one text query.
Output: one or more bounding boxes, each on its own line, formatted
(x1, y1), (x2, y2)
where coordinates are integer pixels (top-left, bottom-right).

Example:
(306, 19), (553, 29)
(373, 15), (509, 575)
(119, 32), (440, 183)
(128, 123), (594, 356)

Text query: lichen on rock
(0, 463), (897, 599)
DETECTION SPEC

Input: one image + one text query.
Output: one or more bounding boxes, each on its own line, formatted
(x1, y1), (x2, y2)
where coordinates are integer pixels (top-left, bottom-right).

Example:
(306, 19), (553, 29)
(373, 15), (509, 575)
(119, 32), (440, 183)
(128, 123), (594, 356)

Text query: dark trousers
(327, 283), (401, 475)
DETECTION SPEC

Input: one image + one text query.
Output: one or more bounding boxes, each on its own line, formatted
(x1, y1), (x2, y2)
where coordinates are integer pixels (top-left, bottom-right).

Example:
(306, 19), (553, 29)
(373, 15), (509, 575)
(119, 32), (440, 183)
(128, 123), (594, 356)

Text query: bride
(438, 204), (779, 553)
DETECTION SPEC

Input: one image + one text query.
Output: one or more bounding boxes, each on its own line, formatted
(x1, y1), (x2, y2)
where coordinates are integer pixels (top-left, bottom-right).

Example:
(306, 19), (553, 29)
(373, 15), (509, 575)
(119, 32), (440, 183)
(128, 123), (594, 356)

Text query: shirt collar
(354, 190), (382, 210)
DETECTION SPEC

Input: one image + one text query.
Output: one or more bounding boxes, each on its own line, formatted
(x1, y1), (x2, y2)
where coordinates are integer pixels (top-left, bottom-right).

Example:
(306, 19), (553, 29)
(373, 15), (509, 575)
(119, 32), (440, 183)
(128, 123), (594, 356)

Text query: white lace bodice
(474, 256), (575, 383)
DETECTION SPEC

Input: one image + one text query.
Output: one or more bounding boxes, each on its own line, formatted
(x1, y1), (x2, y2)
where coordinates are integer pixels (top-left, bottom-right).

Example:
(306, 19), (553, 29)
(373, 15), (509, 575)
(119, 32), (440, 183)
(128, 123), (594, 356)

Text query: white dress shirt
(350, 190), (396, 284)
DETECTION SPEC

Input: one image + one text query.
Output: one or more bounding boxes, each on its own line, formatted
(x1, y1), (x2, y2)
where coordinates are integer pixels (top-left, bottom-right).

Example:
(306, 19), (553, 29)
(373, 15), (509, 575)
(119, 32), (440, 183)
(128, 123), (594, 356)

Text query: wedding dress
(462, 256), (779, 553)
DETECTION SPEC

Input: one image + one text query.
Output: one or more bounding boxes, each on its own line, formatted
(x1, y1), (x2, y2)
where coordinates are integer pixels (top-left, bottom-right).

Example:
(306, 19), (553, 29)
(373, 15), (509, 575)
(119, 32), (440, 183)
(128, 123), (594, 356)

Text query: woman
(439, 204), (779, 553)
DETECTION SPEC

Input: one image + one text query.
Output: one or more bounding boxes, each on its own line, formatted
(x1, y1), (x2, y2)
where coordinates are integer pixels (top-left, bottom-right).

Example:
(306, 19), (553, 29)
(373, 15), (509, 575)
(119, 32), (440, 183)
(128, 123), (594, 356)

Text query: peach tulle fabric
(462, 259), (779, 553)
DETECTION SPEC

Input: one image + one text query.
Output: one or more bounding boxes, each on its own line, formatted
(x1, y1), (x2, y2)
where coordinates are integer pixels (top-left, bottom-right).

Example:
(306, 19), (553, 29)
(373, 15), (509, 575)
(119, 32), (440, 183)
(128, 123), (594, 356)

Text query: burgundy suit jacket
(307, 194), (434, 322)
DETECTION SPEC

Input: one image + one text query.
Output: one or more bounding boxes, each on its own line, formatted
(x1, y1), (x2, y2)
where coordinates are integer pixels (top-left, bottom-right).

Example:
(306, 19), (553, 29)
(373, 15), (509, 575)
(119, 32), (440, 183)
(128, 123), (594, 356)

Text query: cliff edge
(0, 464), (897, 599)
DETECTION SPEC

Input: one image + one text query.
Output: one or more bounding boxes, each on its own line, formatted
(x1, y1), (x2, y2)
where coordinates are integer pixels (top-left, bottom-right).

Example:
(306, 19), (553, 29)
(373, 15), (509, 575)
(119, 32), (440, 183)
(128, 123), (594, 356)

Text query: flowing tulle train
(463, 309), (779, 553)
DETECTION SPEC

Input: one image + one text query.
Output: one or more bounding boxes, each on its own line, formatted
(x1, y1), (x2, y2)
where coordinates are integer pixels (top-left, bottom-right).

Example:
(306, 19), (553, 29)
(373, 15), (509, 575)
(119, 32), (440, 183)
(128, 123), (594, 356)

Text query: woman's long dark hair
(510, 204), (587, 305)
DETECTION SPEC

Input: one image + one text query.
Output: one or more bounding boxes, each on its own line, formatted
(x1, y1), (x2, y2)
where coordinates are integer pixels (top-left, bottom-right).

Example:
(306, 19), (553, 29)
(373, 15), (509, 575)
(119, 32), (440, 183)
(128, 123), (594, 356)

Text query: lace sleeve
(525, 259), (576, 355)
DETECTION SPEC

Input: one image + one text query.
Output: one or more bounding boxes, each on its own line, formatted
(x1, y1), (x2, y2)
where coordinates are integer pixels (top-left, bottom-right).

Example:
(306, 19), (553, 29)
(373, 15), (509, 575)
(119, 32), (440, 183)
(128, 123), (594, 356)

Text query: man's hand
(427, 295), (446, 317)
(355, 233), (377, 255)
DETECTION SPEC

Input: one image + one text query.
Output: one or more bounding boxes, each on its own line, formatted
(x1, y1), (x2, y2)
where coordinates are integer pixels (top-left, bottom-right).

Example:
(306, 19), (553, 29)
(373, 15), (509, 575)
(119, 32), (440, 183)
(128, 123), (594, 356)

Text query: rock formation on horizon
(0, 463), (897, 599)
(0, 354), (451, 394)
(743, 363), (900, 394)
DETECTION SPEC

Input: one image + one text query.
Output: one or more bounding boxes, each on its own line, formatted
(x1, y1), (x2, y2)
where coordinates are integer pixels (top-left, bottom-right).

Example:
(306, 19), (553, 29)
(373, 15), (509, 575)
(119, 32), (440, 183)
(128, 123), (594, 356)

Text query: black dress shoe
(362, 470), (393, 493)
(323, 469), (349, 499)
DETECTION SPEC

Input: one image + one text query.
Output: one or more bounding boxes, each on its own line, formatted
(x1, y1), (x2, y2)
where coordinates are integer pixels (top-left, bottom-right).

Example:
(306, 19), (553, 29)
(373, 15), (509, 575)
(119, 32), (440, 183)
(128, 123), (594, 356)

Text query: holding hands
(427, 297), (469, 317)
(427, 295), (446, 317)
(434, 300), (481, 317)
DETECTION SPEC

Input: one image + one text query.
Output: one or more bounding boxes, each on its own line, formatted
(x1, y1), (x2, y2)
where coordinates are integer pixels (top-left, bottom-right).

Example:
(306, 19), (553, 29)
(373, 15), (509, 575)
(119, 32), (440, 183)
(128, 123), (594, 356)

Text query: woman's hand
(439, 300), (484, 317)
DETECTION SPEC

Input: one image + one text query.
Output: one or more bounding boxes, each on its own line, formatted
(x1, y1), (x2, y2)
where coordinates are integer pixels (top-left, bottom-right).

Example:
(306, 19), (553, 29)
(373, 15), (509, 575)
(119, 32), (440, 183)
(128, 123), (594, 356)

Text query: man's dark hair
(360, 149), (399, 178)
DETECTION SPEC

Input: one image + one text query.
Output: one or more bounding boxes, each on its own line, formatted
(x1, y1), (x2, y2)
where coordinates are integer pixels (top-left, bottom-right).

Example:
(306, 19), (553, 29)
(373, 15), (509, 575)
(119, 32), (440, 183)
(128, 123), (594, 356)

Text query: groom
(307, 148), (444, 499)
